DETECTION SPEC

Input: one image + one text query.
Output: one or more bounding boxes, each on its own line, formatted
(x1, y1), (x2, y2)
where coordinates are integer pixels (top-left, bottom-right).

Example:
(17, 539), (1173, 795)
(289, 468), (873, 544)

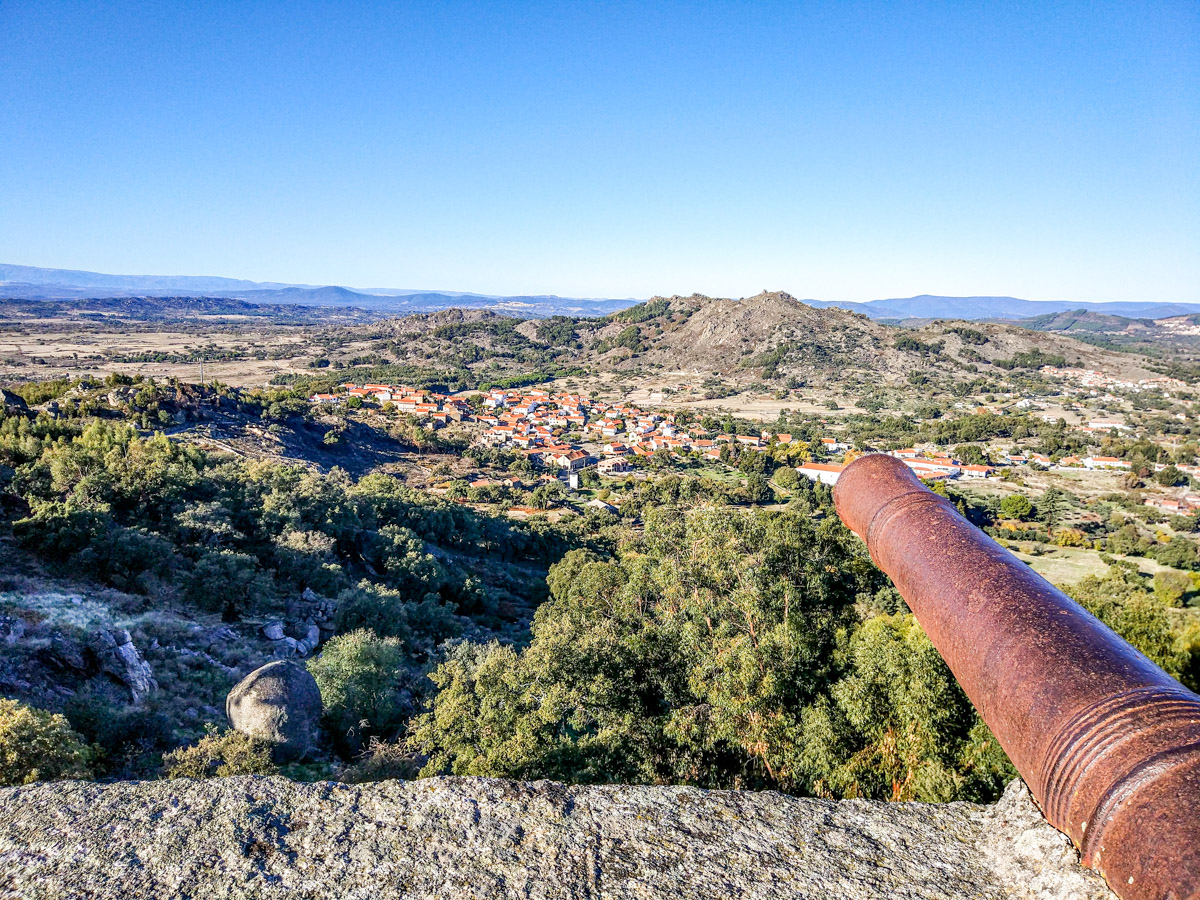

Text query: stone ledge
(0, 775), (1112, 899)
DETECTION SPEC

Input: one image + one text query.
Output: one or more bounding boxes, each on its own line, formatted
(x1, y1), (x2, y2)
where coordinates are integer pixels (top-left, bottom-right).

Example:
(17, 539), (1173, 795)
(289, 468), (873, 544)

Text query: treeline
(4, 419), (587, 627)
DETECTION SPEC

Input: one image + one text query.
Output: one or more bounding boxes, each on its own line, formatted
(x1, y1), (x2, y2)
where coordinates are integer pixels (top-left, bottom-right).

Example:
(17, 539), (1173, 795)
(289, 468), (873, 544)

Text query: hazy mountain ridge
(5, 265), (1197, 321)
(0, 265), (637, 318)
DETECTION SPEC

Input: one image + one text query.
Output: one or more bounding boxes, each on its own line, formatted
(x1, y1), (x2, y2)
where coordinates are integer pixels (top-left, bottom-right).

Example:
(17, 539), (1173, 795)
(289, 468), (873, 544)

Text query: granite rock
(88, 628), (156, 703)
(0, 776), (1113, 900)
(225, 661), (322, 761)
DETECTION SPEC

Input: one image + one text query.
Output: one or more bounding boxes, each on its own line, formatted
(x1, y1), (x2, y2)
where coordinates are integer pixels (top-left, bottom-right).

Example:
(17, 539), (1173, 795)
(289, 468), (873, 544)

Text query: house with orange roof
(960, 464), (995, 478)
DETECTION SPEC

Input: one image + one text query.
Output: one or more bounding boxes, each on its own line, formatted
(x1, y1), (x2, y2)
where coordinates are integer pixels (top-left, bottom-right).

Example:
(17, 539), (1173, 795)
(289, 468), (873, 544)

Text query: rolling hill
(364, 292), (1163, 391)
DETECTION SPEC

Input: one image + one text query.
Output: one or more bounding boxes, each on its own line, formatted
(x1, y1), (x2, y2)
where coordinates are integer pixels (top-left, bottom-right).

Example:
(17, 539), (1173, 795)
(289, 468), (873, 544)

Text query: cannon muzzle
(834, 454), (1200, 900)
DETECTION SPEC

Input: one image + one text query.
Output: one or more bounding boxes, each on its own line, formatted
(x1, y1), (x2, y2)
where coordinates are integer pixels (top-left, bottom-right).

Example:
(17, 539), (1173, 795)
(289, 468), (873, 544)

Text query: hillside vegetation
(289, 292), (1158, 399)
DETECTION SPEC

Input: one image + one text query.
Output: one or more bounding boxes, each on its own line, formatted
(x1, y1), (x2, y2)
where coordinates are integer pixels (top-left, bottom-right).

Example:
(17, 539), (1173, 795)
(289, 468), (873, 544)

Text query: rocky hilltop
(375, 291), (1160, 390)
(582, 292), (1158, 382)
(0, 775), (1111, 900)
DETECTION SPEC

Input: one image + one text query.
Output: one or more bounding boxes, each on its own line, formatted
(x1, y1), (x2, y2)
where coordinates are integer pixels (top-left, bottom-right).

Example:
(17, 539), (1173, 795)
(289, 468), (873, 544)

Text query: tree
(308, 629), (413, 754)
(999, 494), (1033, 521)
(955, 444), (987, 466)
(0, 699), (92, 785)
(1066, 567), (1189, 681)
(1037, 488), (1062, 533)
(1154, 535), (1199, 571)
(744, 473), (773, 504)
(531, 481), (565, 509)
(186, 550), (272, 620)
(800, 615), (1013, 802)
(773, 467), (800, 490)
(1157, 465), (1186, 487)
(1153, 569), (1193, 608)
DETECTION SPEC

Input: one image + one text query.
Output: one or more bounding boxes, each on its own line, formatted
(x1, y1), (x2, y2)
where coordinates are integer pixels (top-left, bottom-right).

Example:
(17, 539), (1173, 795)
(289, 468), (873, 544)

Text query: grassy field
(1007, 543), (1171, 585)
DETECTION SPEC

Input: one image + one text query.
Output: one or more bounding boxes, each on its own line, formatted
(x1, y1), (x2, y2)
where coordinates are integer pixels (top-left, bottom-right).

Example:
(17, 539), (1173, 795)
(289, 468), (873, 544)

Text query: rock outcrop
(87, 628), (156, 703)
(225, 661), (323, 761)
(260, 589), (336, 658)
(0, 776), (1113, 899)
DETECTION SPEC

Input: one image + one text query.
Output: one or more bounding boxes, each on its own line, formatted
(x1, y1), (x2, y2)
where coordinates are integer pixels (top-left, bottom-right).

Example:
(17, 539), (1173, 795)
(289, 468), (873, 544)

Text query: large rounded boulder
(226, 661), (322, 762)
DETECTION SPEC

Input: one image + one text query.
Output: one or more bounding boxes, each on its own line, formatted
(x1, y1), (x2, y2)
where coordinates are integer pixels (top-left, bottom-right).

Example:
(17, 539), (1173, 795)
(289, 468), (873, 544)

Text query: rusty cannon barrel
(833, 454), (1200, 900)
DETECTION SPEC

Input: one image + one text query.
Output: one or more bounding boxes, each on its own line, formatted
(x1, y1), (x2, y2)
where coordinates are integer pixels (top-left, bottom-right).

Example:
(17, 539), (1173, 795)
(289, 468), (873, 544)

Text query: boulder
(0, 388), (28, 411)
(262, 621), (285, 641)
(225, 661), (322, 761)
(41, 632), (86, 673)
(271, 636), (301, 658)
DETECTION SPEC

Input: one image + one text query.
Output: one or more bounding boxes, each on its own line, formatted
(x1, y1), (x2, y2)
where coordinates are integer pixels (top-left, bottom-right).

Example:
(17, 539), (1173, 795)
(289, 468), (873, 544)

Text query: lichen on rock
(0, 776), (1113, 899)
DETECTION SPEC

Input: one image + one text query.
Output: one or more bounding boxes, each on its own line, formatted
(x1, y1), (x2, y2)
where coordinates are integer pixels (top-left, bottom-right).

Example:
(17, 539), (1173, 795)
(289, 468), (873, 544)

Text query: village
(310, 380), (1200, 518)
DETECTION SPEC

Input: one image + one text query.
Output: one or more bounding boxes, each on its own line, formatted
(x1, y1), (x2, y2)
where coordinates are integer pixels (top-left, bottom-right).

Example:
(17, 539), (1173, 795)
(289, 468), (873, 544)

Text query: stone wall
(0, 775), (1113, 900)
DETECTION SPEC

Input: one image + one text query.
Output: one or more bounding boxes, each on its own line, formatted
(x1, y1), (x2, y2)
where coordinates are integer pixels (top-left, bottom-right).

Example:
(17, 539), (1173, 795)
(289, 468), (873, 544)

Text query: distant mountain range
(803, 294), (1200, 321)
(0, 264), (637, 318)
(2, 264), (1197, 321)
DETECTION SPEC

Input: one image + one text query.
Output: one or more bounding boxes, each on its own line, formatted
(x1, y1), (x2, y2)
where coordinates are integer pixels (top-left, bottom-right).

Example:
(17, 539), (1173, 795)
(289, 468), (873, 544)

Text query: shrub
(943, 326), (988, 345)
(1053, 528), (1087, 548)
(161, 726), (277, 778)
(335, 582), (461, 654)
(63, 688), (173, 779)
(341, 736), (423, 783)
(0, 698), (93, 785)
(307, 629), (412, 753)
(1154, 569), (1193, 608)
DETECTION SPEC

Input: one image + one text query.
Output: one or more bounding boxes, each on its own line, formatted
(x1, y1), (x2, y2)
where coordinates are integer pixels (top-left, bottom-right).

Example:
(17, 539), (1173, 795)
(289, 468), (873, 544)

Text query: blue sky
(1, 1), (1196, 301)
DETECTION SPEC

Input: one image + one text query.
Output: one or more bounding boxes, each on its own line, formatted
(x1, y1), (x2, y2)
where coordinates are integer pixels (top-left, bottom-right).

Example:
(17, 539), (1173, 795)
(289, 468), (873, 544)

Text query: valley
(0, 288), (1197, 814)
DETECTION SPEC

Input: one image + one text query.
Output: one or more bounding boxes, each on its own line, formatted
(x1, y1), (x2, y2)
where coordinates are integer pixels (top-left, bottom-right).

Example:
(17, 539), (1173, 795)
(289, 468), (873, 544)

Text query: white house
(797, 463), (845, 486)
(598, 457), (632, 475)
(552, 449), (592, 471)
(1082, 456), (1132, 470)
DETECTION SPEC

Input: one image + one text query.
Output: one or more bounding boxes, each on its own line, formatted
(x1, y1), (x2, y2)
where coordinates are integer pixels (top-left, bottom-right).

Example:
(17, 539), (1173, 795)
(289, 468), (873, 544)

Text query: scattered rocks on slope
(225, 661), (322, 761)
(259, 591), (335, 658)
(0, 776), (1113, 900)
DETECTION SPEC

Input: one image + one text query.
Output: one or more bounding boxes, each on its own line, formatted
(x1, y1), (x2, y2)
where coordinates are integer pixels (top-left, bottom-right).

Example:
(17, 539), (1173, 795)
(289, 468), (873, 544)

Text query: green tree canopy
(999, 494), (1033, 520)
(410, 505), (1011, 800)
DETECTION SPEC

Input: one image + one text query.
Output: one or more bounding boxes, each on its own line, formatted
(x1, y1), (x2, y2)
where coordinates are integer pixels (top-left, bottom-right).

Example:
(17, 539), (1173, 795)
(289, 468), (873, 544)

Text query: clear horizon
(2, 2), (1197, 303)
